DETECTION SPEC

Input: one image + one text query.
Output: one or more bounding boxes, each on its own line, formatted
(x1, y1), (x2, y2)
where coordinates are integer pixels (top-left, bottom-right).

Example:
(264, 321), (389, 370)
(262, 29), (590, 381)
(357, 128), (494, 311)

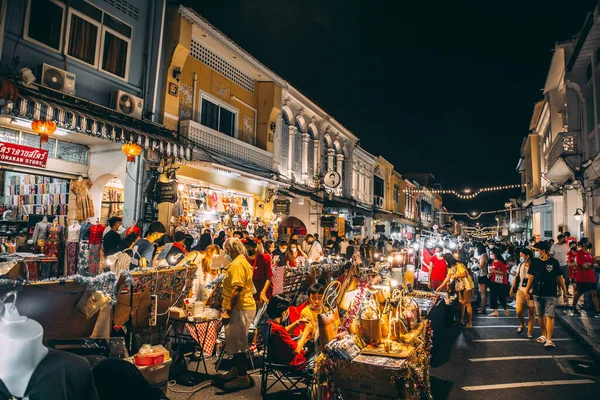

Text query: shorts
(516, 289), (534, 308)
(533, 295), (557, 318)
(560, 265), (570, 283)
(478, 275), (490, 286)
(575, 282), (597, 294)
(458, 289), (473, 304)
(224, 308), (256, 354)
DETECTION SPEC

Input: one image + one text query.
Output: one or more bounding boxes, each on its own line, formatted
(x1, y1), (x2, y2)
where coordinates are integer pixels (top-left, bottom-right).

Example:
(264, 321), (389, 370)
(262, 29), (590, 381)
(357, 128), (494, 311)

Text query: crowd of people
(425, 233), (600, 349)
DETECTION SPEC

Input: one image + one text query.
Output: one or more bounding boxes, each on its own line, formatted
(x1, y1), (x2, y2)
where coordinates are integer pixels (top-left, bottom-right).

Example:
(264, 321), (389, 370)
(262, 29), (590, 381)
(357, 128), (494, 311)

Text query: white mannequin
(0, 292), (48, 398)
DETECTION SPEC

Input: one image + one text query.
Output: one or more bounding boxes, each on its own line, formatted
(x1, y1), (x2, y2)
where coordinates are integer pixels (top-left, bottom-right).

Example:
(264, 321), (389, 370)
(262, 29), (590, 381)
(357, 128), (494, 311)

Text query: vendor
(299, 283), (326, 339)
(266, 295), (313, 367)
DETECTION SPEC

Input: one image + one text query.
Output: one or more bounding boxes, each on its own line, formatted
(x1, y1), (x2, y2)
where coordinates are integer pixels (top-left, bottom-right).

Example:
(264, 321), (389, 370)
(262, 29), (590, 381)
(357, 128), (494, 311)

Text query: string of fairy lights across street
(409, 183), (523, 199)
(440, 208), (522, 220)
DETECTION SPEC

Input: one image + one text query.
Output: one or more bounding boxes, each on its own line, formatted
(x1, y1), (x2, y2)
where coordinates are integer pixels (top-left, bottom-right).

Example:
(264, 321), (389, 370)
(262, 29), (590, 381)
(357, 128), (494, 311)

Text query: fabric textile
(77, 241), (90, 275)
(71, 178), (95, 220)
(43, 224), (63, 258)
(88, 243), (102, 276)
(66, 241), (79, 276)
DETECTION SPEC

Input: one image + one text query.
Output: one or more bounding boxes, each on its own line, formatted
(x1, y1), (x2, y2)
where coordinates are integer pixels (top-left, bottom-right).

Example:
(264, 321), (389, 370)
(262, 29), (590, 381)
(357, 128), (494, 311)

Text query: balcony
(180, 120), (274, 171)
(545, 132), (579, 183)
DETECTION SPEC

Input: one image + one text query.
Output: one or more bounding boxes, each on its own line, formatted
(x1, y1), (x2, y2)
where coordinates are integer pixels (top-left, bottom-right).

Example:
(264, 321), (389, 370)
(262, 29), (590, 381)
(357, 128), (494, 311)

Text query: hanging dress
(66, 224), (81, 276)
(88, 224), (105, 276)
(42, 223), (63, 278)
(77, 222), (92, 276)
(70, 178), (95, 220)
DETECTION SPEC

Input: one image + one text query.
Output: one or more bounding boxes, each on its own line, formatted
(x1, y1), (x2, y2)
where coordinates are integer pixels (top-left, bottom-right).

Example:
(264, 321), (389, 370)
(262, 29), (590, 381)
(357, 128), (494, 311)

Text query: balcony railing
(180, 120), (274, 171)
(547, 131), (579, 170)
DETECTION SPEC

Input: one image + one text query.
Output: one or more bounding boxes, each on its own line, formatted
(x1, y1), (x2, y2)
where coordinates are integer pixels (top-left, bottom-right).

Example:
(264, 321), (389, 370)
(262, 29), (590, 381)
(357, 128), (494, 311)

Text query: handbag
(317, 280), (341, 351)
(360, 299), (382, 344)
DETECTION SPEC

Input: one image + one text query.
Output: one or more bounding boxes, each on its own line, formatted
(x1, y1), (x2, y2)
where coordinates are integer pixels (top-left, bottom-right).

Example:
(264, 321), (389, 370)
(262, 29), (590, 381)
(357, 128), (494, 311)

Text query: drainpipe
(192, 73), (197, 120)
(143, 0), (157, 116)
(151, 1), (167, 122)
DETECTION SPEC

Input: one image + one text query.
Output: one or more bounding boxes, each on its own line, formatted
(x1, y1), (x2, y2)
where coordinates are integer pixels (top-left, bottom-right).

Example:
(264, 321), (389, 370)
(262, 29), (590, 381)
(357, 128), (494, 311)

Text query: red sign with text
(0, 141), (48, 168)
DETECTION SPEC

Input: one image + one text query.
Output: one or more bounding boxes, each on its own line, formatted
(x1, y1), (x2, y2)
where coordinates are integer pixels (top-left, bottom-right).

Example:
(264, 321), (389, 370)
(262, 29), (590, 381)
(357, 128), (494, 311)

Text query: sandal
(517, 326), (524, 334)
(536, 335), (547, 343)
(488, 311), (499, 317)
(504, 309), (510, 316)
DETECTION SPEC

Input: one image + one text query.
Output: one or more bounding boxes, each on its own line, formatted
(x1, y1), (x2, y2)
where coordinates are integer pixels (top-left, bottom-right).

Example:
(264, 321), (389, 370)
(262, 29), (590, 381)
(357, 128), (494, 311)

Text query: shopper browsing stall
(129, 221), (166, 270)
(437, 253), (474, 328)
(428, 246), (448, 291)
(286, 240), (306, 267)
(219, 238), (256, 390)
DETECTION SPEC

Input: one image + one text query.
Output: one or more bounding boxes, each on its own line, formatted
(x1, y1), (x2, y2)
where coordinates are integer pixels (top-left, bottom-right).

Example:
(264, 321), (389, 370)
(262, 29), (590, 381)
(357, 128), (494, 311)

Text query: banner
(0, 141), (48, 168)
(337, 217), (345, 237)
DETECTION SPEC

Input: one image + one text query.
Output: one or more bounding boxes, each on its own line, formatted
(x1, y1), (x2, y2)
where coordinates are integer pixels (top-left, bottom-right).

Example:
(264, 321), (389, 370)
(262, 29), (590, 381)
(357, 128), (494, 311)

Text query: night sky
(185, 0), (597, 225)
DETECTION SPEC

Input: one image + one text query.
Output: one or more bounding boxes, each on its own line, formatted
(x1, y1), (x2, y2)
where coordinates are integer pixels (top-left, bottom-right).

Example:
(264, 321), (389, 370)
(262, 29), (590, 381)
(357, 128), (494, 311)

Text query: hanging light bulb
(574, 208), (584, 222)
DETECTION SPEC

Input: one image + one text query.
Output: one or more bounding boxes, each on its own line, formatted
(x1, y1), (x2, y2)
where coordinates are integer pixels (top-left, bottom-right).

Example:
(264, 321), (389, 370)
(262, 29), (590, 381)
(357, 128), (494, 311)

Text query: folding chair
(258, 322), (313, 398)
(215, 302), (267, 372)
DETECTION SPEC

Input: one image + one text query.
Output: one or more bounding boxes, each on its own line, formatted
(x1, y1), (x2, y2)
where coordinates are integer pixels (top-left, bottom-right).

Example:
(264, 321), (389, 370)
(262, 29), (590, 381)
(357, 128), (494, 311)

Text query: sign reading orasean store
(0, 141), (48, 168)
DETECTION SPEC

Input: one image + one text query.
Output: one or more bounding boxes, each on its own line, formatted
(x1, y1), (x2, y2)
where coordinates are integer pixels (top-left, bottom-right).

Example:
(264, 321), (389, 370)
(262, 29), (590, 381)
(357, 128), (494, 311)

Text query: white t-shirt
(508, 264), (518, 285)
(550, 243), (568, 266)
(304, 240), (323, 261)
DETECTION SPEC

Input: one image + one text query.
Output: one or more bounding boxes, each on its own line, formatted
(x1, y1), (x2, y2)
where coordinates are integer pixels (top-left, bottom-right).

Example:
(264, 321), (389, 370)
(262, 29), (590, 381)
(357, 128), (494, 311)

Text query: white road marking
(471, 325), (562, 328)
(469, 355), (587, 362)
(462, 379), (595, 391)
(471, 338), (571, 343)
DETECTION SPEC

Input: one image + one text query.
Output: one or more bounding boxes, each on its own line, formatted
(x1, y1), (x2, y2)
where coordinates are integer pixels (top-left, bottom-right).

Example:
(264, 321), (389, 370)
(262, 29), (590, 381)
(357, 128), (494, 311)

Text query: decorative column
(288, 126), (297, 179)
(301, 132), (310, 183)
(352, 162), (359, 198)
(336, 153), (344, 195)
(327, 148), (336, 171)
(313, 139), (320, 181)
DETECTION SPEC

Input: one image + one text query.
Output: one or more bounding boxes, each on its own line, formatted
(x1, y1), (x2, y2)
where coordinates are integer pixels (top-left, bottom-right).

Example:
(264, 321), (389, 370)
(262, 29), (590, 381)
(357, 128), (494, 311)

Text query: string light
(409, 184), (523, 199)
(440, 208), (522, 220)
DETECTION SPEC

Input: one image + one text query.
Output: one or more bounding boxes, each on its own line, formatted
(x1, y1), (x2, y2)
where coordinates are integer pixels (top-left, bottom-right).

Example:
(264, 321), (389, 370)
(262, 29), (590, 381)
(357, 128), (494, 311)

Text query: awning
(1, 87), (191, 160)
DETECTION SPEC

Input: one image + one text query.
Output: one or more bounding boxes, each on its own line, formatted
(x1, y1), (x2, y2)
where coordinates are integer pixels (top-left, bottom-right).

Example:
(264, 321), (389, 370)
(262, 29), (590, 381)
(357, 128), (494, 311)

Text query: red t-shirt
(250, 254), (274, 300)
(576, 250), (596, 283)
(269, 321), (306, 366)
(422, 249), (434, 273)
(430, 256), (448, 281)
(567, 250), (578, 280)
(490, 260), (508, 285)
(125, 225), (142, 238)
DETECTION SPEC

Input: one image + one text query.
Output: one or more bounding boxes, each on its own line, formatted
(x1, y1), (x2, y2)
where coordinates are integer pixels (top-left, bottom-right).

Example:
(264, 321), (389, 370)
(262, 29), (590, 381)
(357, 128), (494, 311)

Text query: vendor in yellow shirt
(299, 283), (327, 340)
(218, 238), (256, 390)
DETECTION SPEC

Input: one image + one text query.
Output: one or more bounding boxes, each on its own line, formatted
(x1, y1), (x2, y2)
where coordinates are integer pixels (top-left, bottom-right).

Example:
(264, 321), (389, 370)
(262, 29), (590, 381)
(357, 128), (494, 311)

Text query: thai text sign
(0, 141), (48, 168)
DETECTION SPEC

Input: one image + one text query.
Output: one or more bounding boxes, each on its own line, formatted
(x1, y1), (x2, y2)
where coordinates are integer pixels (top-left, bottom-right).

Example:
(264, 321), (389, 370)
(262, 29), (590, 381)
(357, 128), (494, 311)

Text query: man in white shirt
(550, 234), (570, 298)
(303, 234), (323, 262)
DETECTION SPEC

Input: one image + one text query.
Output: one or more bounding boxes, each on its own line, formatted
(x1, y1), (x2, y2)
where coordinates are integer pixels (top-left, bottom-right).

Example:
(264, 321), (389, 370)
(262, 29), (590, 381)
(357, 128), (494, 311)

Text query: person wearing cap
(524, 241), (567, 347)
(103, 216), (122, 257)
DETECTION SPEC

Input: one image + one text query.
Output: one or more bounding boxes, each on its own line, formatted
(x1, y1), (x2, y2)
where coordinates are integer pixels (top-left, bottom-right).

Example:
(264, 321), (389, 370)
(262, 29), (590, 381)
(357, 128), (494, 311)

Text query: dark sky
(185, 0), (597, 225)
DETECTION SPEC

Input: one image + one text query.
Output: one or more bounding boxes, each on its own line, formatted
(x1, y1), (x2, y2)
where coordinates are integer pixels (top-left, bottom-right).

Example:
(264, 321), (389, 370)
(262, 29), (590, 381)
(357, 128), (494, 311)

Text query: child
(299, 284), (326, 340)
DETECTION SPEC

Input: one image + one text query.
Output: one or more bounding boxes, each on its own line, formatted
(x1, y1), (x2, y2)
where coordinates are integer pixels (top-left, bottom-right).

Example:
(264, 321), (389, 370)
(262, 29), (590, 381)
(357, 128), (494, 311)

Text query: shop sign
(353, 216), (365, 227)
(155, 181), (178, 204)
(375, 224), (386, 233)
(143, 200), (158, 222)
(337, 217), (345, 236)
(320, 216), (336, 227)
(273, 199), (291, 215)
(0, 141), (48, 168)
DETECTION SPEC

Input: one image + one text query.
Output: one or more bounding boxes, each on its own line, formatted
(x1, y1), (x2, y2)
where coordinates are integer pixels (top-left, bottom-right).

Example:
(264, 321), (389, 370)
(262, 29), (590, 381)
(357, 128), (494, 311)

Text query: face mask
(291, 248), (297, 252)
(534, 251), (541, 258)
(225, 254), (232, 262)
(519, 257), (525, 263)
(435, 252), (442, 257)
(490, 254), (496, 260)
(571, 247), (577, 251)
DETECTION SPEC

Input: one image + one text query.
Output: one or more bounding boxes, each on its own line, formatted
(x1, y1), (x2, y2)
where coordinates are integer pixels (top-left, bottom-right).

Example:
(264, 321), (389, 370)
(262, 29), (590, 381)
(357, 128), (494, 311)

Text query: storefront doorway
(278, 216), (307, 244)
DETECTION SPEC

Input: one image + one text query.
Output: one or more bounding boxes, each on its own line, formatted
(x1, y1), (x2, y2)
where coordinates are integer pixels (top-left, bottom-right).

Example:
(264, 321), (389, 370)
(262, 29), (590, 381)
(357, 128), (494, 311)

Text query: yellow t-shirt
(299, 305), (328, 339)
(454, 262), (474, 290)
(221, 255), (256, 311)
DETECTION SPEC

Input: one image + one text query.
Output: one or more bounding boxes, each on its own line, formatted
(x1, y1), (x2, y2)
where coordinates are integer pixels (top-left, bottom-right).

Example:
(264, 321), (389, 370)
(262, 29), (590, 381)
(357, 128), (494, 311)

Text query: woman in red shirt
(573, 242), (600, 317)
(488, 248), (510, 317)
(428, 246), (448, 291)
(266, 295), (313, 367)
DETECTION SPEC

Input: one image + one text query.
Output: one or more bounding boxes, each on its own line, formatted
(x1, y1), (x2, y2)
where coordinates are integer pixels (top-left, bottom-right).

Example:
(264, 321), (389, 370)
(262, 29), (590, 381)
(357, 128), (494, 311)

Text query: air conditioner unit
(40, 64), (76, 95)
(375, 196), (384, 208)
(112, 90), (143, 119)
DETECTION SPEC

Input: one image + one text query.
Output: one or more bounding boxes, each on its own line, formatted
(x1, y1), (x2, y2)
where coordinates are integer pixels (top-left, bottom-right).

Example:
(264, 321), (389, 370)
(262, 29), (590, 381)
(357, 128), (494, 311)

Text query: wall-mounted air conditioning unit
(40, 63), (76, 95)
(112, 90), (143, 120)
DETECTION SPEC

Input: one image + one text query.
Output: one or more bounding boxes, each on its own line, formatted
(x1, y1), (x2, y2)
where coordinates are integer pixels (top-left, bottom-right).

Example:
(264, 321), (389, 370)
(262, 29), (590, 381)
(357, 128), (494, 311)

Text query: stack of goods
(4, 174), (70, 222)
(407, 290), (441, 316)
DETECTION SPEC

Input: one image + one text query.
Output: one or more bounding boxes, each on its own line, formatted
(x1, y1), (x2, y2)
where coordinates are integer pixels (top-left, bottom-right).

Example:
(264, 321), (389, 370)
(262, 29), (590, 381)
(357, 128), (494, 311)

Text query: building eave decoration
(178, 6), (287, 88)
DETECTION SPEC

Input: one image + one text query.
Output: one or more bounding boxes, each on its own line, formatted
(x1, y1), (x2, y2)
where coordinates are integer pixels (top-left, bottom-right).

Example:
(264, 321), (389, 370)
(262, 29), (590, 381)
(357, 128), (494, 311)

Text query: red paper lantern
(31, 119), (57, 144)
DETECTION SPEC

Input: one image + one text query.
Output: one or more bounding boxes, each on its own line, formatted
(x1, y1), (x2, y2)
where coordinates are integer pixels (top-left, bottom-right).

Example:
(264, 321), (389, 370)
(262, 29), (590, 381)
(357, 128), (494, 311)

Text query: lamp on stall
(121, 142), (142, 163)
(574, 208), (584, 222)
(31, 119), (57, 145)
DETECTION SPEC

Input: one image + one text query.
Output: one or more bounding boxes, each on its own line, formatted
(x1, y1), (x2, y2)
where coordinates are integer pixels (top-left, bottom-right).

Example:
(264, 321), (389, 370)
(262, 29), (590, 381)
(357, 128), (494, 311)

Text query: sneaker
(224, 375), (251, 391)
(544, 340), (556, 348)
(217, 367), (238, 382)
(536, 335), (547, 343)
(527, 334), (533, 339)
